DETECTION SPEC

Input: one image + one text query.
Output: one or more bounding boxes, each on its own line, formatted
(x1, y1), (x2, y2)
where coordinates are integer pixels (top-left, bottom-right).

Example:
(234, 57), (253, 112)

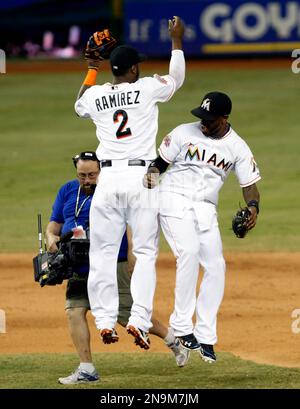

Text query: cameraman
(46, 151), (103, 384)
(46, 151), (189, 385)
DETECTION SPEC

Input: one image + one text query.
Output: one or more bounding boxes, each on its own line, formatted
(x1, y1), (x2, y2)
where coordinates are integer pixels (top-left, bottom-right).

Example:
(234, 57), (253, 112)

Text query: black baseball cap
(191, 92), (232, 120)
(72, 151), (99, 167)
(110, 45), (147, 76)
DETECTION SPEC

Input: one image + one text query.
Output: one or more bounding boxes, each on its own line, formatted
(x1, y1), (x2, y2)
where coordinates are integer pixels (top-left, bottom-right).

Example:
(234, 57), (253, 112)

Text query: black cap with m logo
(191, 92), (232, 120)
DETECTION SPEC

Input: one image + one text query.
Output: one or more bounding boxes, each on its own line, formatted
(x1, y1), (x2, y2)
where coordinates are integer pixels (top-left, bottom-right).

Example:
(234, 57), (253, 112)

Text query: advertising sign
(125, 0), (300, 56)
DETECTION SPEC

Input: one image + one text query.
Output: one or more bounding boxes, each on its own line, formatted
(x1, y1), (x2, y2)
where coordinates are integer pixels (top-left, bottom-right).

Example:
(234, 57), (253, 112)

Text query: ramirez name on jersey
(95, 91), (140, 111)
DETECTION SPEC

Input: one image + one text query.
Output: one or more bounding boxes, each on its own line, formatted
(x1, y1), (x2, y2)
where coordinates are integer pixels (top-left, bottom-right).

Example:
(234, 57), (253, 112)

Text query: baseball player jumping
(75, 17), (185, 348)
(144, 91), (261, 362)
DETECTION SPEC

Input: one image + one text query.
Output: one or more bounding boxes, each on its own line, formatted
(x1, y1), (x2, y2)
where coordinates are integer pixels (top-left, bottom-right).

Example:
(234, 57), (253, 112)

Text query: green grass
(0, 352), (300, 389)
(1, 64), (299, 252)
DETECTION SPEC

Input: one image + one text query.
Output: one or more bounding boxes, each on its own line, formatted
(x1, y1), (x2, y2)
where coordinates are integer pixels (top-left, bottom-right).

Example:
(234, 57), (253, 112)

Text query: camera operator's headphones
(72, 151), (100, 168)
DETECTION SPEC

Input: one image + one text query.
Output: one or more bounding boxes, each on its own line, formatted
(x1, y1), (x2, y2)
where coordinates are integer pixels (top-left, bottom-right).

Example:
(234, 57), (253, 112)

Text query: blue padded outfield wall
(124, 0), (300, 56)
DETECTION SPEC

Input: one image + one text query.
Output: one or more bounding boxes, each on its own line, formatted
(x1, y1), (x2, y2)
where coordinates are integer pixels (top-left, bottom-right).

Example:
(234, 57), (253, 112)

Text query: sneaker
(100, 328), (119, 344)
(58, 367), (99, 385)
(126, 324), (150, 350)
(168, 338), (190, 367)
(199, 343), (216, 363)
(177, 333), (201, 351)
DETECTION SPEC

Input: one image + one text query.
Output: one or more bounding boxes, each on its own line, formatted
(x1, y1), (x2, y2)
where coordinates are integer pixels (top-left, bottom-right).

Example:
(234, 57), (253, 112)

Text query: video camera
(33, 214), (90, 287)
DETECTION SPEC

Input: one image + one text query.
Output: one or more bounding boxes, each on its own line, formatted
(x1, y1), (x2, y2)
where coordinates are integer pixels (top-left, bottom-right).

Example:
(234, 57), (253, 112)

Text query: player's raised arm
(76, 60), (100, 101)
(168, 16), (185, 91)
(169, 16), (185, 51)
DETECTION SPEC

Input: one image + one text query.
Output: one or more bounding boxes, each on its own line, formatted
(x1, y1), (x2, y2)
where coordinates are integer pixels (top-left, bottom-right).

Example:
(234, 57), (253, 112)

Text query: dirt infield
(1, 252), (300, 367)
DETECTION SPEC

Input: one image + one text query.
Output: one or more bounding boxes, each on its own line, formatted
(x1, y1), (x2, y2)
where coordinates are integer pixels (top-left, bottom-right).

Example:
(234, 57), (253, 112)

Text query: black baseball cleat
(199, 343), (216, 363)
(177, 334), (201, 351)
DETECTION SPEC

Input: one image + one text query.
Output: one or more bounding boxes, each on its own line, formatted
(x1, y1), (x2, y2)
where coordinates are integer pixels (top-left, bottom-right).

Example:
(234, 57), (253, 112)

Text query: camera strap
(75, 186), (90, 226)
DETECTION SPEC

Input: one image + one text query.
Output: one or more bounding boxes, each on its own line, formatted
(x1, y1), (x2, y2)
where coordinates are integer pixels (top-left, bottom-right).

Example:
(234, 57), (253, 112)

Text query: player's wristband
(149, 155), (169, 175)
(83, 68), (98, 86)
(247, 200), (259, 214)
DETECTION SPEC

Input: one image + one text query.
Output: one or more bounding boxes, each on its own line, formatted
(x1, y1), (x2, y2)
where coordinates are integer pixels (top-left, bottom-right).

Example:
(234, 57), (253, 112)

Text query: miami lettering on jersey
(95, 91), (140, 111)
(185, 143), (233, 171)
(158, 122), (261, 205)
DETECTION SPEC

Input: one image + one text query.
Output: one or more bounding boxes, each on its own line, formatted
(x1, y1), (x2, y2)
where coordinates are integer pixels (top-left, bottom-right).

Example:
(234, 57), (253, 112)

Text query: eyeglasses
(77, 172), (99, 180)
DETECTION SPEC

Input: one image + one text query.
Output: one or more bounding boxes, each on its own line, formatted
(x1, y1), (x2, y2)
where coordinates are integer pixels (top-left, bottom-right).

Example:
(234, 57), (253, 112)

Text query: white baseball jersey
(75, 75), (177, 160)
(159, 121), (261, 206)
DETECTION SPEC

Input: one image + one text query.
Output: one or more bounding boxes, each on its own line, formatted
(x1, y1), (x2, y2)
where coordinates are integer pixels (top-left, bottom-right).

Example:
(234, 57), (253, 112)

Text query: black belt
(100, 160), (146, 168)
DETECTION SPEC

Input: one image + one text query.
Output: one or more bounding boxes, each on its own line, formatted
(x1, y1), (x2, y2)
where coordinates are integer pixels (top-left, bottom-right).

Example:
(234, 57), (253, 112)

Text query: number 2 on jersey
(113, 109), (132, 139)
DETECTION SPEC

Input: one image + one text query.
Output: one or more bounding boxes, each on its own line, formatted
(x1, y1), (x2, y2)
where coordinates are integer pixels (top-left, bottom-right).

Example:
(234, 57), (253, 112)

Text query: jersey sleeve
(49, 185), (65, 223)
(158, 128), (182, 163)
(74, 87), (94, 118)
(148, 74), (176, 103)
(168, 49), (185, 91)
(234, 141), (261, 187)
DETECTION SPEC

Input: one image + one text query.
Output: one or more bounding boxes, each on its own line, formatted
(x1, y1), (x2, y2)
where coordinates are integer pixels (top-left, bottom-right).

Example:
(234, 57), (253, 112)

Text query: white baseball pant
(160, 206), (225, 345)
(87, 161), (159, 333)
